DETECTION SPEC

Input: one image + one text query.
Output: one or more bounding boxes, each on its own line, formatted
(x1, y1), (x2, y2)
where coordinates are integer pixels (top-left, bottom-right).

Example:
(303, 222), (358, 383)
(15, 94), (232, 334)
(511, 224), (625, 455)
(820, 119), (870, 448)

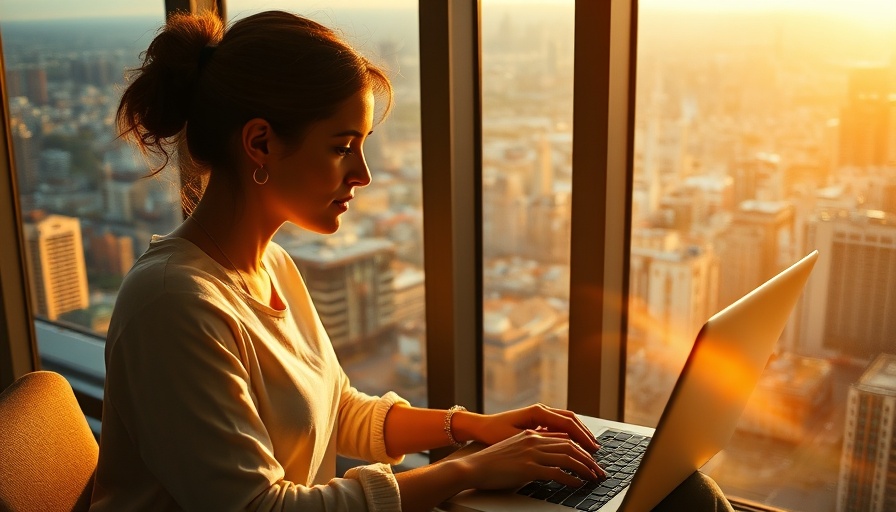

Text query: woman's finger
(531, 451), (605, 481)
(540, 405), (595, 444)
(514, 430), (604, 477)
(528, 463), (587, 488)
(528, 405), (599, 451)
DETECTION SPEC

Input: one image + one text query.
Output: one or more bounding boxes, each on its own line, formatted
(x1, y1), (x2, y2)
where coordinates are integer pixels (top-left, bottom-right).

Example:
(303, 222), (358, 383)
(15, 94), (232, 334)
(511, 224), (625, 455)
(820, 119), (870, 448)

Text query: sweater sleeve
(104, 292), (400, 512)
(335, 369), (410, 464)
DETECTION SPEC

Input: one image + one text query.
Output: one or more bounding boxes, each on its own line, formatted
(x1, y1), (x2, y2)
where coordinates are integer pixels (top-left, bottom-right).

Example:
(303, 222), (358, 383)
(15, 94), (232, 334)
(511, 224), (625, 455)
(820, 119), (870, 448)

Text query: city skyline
(1, 0), (893, 23)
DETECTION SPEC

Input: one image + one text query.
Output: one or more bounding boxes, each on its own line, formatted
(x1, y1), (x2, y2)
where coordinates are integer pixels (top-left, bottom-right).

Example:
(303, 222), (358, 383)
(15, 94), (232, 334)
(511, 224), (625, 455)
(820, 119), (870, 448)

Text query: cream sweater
(90, 236), (408, 511)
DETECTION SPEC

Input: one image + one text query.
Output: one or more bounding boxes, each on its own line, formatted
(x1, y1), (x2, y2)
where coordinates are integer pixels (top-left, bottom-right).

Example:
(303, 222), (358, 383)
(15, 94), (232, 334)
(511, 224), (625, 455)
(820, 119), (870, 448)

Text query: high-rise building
(838, 66), (891, 168)
(482, 172), (527, 257)
(629, 228), (719, 349)
(527, 190), (570, 264)
(87, 230), (135, 278)
(286, 237), (397, 360)
(798, 210), (896, 359)
(10, 119), (39, 194)
(483, 296), (565, 413)
(837, 353), (896, 512)
(24, 66), (48, 106)
(22, 214), (89, 321)
(5, 67), (25, 99)
(730, 152), (784, 205)
(716, 200), (795, 311)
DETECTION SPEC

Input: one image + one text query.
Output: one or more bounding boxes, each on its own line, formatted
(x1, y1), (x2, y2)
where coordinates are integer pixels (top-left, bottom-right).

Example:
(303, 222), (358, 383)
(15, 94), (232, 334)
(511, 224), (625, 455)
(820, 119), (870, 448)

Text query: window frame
(0, 29), (38, 391)
(0, 0), (224, 422)
(567, 0), (636, 420)
(419, 0), (484, 416)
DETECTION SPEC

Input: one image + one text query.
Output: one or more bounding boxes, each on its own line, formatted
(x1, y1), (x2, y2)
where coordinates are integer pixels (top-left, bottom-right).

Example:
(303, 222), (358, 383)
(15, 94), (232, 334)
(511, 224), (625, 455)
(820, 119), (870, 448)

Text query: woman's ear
(242, 118), (272, 168)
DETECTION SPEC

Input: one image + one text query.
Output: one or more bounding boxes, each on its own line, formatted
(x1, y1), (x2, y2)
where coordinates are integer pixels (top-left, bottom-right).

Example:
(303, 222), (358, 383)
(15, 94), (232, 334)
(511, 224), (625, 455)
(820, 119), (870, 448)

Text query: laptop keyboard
(516, 429), (652, 511)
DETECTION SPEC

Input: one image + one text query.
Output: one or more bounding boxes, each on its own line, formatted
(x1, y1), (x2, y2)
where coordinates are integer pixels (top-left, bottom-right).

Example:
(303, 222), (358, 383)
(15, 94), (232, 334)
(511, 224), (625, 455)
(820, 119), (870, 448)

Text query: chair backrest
(0, 371), (99, 512)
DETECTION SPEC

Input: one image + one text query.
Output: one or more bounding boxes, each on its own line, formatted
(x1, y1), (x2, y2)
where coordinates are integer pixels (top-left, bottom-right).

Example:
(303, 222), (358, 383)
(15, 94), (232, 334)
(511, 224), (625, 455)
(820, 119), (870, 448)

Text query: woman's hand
(453, 429), (607, 491)
(454, 403), (600, 453)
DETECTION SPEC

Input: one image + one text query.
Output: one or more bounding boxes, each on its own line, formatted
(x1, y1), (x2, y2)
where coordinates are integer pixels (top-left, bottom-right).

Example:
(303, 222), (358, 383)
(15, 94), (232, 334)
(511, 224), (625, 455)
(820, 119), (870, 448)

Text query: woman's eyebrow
(331, 129), (373, 137)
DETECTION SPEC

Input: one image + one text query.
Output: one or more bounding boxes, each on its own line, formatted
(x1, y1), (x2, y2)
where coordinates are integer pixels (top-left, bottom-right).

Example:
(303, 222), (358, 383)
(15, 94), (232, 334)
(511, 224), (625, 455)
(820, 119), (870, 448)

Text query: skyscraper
(483, 296), (566, 414)
(629, 229), (719, 349)
(837, 353), (896, 512)
(24, 66), (48, 106)
(22, 214), (89, 321)
(286, 237), (397, 360)
(716, 200), (795, 311)
(798, 210), (896, 359)
(838, 66), (891, 168)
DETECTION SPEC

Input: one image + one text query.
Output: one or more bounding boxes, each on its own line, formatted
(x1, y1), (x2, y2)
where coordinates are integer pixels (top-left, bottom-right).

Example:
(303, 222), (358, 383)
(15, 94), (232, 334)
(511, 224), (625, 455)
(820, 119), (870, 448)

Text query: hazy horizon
(1, 0), (893, 23)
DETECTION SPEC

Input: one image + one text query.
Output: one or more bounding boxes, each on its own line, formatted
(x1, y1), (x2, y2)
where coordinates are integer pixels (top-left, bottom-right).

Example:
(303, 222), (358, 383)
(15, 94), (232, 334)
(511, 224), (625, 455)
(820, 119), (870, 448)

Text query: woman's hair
(117, 10), (393, 211)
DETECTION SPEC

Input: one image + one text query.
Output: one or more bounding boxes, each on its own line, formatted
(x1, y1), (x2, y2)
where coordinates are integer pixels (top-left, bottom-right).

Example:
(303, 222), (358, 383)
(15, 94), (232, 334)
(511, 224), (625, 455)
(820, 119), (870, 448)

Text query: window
(630, 1), (896, 510)
(480, 0), (575, 414)
(0, 3), (166, 420)
(1, 0), (428, 425)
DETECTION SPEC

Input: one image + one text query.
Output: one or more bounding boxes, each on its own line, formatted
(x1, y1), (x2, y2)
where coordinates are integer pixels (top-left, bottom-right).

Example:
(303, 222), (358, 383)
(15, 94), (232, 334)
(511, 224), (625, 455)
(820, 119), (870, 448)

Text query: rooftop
(855, 353), (896, 396)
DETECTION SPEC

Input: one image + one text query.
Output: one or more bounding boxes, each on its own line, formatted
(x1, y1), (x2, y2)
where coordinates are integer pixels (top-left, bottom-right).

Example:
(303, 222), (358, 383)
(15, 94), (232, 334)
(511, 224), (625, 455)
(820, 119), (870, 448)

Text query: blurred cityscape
(2, 5), (895, 512)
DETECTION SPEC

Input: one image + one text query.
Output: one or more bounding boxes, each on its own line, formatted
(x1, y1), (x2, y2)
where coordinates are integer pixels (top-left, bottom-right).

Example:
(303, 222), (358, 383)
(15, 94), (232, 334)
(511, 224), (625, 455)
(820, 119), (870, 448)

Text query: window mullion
(419, 0), (483, 421)
(567, 0), (636, 420)
(0, 30), (39, 389)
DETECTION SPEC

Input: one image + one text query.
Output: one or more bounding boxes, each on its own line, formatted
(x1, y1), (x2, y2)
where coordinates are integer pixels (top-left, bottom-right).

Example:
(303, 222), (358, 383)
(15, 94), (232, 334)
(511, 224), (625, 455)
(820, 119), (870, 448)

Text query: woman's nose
(348, 153), (372, 187)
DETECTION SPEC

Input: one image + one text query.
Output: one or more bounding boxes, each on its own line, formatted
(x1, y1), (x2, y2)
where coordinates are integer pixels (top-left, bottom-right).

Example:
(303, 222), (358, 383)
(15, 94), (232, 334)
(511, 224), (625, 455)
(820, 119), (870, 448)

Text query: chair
(0, 371), (99, 512)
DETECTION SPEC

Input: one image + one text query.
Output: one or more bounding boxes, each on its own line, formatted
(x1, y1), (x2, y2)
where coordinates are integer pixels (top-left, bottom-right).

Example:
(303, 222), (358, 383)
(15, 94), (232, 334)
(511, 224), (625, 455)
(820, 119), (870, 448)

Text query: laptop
(442, 250), (819, 512)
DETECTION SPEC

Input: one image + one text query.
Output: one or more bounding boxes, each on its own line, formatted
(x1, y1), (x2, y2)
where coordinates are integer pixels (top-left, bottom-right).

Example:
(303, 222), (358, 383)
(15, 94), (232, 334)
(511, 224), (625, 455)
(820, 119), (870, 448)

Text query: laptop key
(600, 478), (622, 489)
(530, 487), (557, 500)
(577, 499), (599, 510)
(517, 481), (542, 496)
(547, 489), (574, 504)
(562, 491), (591, 507)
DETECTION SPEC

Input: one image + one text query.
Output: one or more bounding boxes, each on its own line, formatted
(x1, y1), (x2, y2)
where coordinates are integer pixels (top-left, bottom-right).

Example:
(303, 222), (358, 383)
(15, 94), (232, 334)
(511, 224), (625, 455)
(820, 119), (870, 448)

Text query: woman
(91, 10), (732, 512)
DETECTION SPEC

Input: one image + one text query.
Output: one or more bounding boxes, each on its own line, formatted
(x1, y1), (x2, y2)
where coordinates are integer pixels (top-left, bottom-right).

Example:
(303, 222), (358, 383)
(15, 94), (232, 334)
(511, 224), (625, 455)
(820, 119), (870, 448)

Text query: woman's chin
(304, 220), (341, 235)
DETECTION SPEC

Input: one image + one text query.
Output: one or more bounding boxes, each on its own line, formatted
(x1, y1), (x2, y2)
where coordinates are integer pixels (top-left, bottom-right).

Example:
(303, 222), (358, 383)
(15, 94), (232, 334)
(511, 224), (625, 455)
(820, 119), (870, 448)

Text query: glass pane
(481, 1), (574, 413)
(2, 8), (166, 338)
(227, 1), (427, 407)
(629, 2), (896, 510)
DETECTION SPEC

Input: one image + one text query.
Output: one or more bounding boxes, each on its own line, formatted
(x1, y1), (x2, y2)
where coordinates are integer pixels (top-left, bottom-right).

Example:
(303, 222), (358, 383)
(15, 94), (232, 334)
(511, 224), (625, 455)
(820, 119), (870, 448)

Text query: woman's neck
(171, 179), (281, 304)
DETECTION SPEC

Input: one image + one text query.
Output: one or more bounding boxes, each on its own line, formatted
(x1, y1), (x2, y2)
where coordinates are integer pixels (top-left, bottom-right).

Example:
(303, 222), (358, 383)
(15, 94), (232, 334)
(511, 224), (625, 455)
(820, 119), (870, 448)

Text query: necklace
(188, 215), (259, 298)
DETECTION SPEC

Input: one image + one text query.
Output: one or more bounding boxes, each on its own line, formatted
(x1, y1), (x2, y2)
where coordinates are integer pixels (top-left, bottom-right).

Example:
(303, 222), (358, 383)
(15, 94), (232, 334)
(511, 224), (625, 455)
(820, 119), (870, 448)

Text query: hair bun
(118, 12), (224, 153)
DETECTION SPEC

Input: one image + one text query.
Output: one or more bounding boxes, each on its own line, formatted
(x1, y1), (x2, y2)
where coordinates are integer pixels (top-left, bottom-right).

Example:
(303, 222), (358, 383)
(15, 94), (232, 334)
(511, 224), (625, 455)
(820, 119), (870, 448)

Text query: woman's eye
(335, 146), (353, 156)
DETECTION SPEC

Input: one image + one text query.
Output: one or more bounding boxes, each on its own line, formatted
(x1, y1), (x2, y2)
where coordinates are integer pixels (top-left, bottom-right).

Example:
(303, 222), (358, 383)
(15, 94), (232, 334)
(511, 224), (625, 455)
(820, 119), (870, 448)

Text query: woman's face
(264, 87), (375, 234)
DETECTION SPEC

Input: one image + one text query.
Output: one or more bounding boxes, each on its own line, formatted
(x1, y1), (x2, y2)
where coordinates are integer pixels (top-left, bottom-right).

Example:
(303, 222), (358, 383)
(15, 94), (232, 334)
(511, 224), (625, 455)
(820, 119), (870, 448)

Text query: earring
(252, 165), (269, 185)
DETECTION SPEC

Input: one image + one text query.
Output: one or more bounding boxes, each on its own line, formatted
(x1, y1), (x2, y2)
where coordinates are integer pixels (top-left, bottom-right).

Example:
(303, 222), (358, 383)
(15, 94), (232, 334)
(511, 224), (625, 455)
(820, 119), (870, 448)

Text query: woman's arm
(383, 403), (601, 457)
